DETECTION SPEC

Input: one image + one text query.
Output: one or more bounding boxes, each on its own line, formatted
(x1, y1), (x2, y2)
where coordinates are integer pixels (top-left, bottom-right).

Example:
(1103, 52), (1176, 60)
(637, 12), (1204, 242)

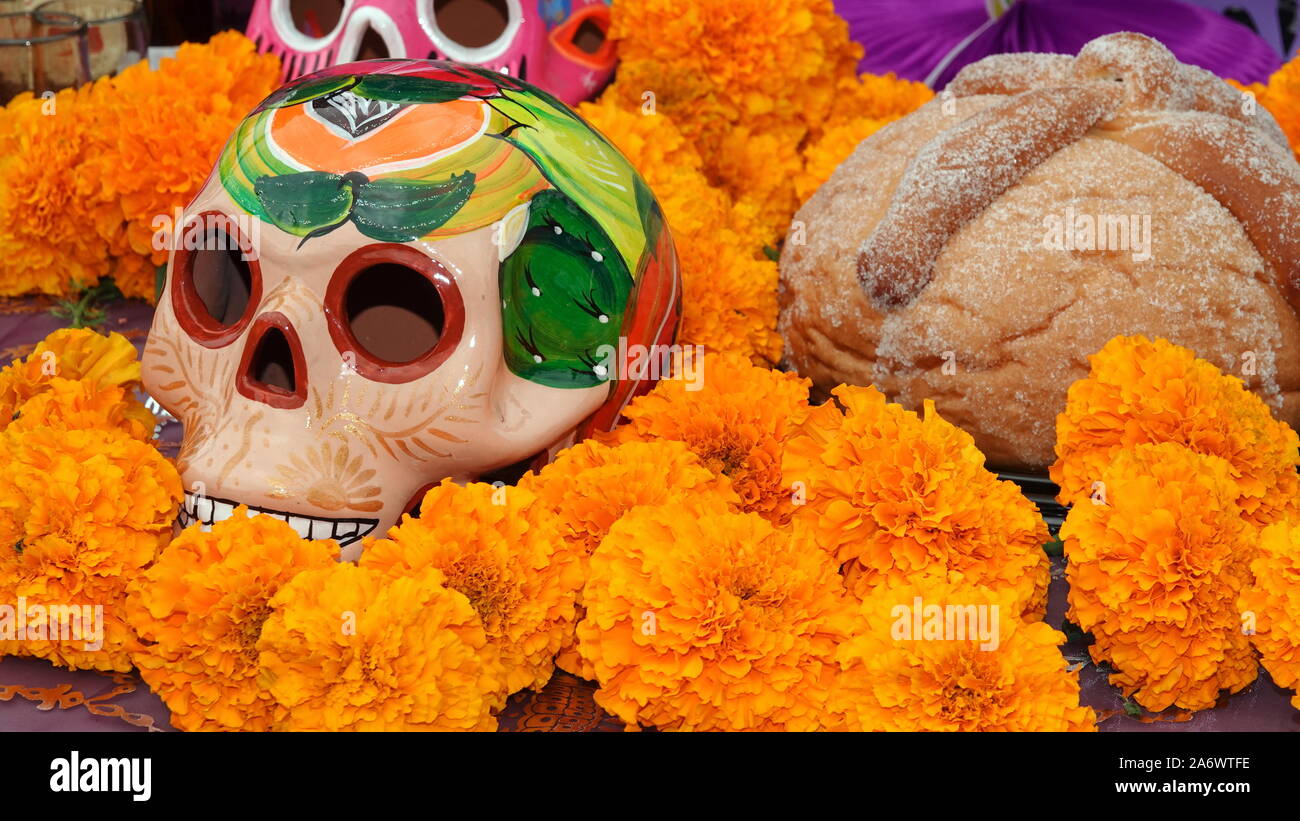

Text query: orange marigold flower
(519, 438), (738, 676)
(1051, 335), (1300, 531)
(257, 563), (501, 731)
(1238, 520), (1300, 710)
(9, 378), (154, 440)
(602, 351), (811, 524)
(0, 85), (112, 297)
(124, 510), (339, 732)
(360, 480), (575, 702)
(1062, 442), (1257, 713)
(577, 504), (853, 730)
(1231, 56), (1300, 163)
(675, 233), (781, 366)
(833, 579), (1096, 731)
(785, 385), (1051, 618)
(25, 327), (141, 386)
(825, 72), (937, 132)
(715, 123), (807, 245)
(794, 114), (892, 202)
(577, 98), (781, 364)
(106, 251), (162, 307)
(598, 0), (932, 253)
(795, 73), (933, 203)
(0, 32), (279, 301)
(605, 0), (860, 236)
(83, 31), (280, 299)
(522, 438), (737, 571)
(0, 328), (142, 424)
(0, 427), (181, 671)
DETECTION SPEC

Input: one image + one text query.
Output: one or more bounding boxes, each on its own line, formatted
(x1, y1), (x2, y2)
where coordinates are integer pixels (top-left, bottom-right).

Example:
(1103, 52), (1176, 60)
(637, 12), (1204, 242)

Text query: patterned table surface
(1, 296), (1295, 732)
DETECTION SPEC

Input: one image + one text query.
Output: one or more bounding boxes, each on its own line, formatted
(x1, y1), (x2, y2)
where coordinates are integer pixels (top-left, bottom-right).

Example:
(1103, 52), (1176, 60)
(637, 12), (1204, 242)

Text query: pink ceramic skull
(142, 60), (680, 560)
(245, 0), (615, 105)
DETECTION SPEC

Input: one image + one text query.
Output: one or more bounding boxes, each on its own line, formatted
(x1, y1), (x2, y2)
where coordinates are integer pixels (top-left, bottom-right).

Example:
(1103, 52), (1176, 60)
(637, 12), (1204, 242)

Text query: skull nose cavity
(354, 22), (391, 61)
(237, 313), (308, 409)
(251, 327), (296, 392)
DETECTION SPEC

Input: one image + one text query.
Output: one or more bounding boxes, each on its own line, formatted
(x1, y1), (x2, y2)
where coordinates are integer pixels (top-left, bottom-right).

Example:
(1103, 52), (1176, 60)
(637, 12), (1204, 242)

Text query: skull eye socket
(171, 212), (261, 348)
(346, 263), (445, 362)
(192, 242), (252, 325)
(433, 0), (511, 49)
(287, 0), (345, 38)
(326, 244), (465, 384)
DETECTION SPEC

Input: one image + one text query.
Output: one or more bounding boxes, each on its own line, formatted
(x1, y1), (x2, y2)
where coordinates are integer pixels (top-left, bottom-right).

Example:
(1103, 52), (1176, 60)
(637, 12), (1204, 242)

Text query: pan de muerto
(778, 32), (1300, 467)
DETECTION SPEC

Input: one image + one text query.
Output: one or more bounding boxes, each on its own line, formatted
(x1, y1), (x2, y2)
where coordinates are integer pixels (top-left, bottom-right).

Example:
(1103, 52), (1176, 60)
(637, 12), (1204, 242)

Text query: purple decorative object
(1181, 0), (1292, 59)
(836, 0), (1285, 88)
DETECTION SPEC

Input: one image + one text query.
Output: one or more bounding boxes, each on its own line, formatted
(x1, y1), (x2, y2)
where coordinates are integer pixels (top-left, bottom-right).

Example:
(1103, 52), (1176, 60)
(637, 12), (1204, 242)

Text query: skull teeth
(177, 492), (378, 548)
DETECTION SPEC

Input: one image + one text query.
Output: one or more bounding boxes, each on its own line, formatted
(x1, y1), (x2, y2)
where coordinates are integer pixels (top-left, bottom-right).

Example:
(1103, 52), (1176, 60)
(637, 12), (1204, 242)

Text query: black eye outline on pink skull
(171, 210), (263, 348)
(324, 243), (466, 384)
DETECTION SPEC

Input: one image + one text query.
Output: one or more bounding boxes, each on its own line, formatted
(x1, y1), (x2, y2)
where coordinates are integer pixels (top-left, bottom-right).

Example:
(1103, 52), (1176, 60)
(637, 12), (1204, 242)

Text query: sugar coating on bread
(779, 32), (1300, 467)
(859, 84), (1123, 310)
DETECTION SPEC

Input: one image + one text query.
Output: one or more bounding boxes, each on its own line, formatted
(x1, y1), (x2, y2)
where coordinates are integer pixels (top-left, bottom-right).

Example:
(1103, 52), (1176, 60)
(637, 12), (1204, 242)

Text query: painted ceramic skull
(245, 0), (616, 105)
(142, 60), (681, 560)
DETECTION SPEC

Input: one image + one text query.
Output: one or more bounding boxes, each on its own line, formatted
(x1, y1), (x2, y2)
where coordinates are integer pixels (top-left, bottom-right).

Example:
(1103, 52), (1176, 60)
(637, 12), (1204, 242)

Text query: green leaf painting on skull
(216, 59), (674, 391)
(500, 190), (633, 388)
(252, 170), (477, 246)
